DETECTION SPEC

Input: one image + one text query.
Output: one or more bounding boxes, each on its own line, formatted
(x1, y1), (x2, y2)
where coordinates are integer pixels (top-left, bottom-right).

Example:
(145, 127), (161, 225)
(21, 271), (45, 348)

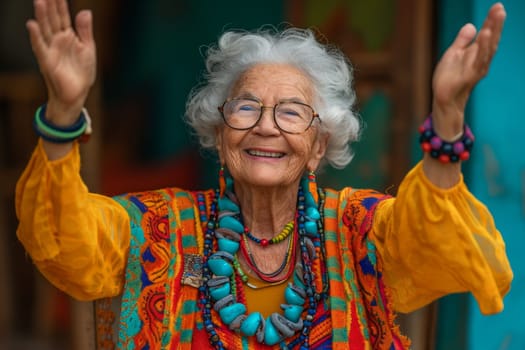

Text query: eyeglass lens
(222, 99), (314, 133)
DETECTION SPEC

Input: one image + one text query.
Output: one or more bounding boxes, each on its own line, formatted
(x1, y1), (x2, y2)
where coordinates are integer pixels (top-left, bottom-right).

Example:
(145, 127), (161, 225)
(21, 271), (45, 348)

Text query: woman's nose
(254, 106), (280, 133)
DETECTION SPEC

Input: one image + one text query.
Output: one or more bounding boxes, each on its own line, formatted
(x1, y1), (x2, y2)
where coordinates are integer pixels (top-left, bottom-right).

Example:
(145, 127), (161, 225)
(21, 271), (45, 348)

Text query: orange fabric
(372, 163), (513, 315)
(15, 140), (513, 316)
(15, 140), (130, 300)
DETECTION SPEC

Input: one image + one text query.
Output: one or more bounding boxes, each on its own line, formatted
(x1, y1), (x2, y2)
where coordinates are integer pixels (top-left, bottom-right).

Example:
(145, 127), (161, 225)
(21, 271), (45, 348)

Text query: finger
(474, 28), (491, 75)
(46, 0), (62, 33)
(480, 3), (505, 28)
(57, 0), (72, 29)
(488, 2), (506, 22)
(473, 4), (506, 71)
(26, 19), (47, 64)
(75, 10), (94, 44)
(478, 4), (505, 53)
(487, 4), (506, 52)
(34, 0), (53, 43)
(450, 23), (477, 50)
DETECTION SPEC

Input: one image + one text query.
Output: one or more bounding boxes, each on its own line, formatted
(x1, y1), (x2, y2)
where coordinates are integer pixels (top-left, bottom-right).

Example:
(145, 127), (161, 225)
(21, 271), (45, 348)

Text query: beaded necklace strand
(232, 255), (290, 289)
(244, 221), (294, 247)
(239, 224), (297, 283)
(317, 190), (330, 298)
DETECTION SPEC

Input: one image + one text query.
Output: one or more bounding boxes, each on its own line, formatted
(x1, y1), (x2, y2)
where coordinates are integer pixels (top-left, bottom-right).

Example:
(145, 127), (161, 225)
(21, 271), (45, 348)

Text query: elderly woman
(16, 0), (512, 349)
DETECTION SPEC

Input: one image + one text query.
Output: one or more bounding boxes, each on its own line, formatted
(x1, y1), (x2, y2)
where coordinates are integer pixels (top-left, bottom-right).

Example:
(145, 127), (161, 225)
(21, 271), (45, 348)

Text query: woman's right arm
(16, 141), (131, 300)
(16, 0), (130, 300)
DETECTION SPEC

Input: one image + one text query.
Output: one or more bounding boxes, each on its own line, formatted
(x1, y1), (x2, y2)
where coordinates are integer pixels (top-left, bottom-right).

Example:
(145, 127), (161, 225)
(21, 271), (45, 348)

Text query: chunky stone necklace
(199, 176), (326, 348)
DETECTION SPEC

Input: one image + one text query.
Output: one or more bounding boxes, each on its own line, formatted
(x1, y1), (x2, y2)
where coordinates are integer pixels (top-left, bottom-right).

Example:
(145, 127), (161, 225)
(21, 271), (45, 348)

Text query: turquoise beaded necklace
(199, 176), (326, 348)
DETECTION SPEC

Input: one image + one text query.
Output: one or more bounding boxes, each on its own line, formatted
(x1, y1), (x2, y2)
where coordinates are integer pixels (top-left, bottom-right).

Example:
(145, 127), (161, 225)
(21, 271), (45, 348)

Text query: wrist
(422, 154), (461, 189)
(46, 99), (86, 127)
(41, 139), (75, 161)
(431, 104), (464, 141)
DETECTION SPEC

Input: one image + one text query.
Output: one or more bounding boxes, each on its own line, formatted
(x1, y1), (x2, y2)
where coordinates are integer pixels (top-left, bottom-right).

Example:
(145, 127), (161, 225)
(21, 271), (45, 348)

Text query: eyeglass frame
(217, 97), (321, 135)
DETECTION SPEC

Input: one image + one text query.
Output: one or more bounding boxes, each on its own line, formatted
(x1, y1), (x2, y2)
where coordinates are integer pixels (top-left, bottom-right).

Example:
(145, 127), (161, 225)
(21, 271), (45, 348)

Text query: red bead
(260, 239), (269, 247)
(418, 125), (426, 133)
(459, 151), (470, 161)
(421, 142), (432, 152)
(439, 154), (450, 163)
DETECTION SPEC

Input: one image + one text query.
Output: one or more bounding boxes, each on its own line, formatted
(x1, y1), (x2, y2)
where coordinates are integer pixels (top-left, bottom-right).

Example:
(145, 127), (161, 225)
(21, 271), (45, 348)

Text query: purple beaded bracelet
(418, 115), (475, 163)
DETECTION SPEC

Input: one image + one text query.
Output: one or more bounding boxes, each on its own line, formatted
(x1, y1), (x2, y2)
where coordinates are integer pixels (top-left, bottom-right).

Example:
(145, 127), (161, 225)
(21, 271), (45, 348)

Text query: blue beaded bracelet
(418, 115), (474, 163)
(33, 104), (92, 143)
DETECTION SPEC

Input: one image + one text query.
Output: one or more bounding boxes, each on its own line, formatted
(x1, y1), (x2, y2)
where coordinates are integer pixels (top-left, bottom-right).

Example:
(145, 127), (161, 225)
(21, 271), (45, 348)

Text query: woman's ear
(307, 132), (329, 172)
(215, 127), (224, 163)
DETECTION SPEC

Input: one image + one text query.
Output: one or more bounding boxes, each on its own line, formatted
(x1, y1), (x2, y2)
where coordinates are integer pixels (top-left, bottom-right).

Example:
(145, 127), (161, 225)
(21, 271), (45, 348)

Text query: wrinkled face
(216, 63), (327, 189)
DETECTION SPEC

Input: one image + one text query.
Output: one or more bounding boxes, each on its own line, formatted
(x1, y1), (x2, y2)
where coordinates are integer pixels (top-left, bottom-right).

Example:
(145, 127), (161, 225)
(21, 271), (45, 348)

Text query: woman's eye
(238, 105), (256, 111)
(280, 108), (301, 117)
(285, 110), (300, 116)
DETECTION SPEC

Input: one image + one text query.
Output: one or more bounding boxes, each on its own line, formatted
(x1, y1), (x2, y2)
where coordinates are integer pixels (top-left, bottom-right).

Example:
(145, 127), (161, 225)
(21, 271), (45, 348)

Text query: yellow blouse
(15, 140), (513, 315)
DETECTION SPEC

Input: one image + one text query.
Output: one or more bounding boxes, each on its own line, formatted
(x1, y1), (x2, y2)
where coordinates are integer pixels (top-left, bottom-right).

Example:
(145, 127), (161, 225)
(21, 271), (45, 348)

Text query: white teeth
(247, 150), (284, 158)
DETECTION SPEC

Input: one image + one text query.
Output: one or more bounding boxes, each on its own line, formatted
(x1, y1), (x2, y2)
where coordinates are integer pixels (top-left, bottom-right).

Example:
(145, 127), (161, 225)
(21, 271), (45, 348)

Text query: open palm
(431, 3), (506, 135)
(27, 0), (96, 123)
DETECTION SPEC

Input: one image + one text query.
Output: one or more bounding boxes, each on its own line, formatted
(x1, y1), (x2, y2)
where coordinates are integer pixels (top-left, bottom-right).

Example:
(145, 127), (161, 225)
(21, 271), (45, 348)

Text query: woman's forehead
(230, 63), (314, 101)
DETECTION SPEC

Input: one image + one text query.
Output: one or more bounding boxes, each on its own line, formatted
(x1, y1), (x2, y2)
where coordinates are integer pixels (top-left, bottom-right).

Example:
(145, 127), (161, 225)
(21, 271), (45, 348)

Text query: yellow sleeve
(371, 161), (513, 315)
(15, 140), (131, 301)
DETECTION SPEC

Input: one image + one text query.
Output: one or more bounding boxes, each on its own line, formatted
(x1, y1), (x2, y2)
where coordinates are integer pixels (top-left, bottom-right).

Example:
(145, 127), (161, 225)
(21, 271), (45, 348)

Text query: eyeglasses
(218, 98), (320, 134)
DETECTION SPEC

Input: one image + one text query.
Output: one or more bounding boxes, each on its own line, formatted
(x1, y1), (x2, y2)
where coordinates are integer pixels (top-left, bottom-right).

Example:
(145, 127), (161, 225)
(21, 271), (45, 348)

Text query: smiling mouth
(246, 149), (285, 158)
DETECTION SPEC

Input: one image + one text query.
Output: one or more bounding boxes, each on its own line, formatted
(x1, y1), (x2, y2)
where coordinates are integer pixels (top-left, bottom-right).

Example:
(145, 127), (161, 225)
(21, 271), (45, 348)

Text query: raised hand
(26, 0), (96, 126)
(431, 2), (506, 140)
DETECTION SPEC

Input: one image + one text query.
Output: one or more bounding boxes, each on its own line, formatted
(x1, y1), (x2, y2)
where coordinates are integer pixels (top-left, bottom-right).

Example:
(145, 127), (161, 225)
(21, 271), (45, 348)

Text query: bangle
(33, 104), (92, 143)
(418, 115), (474, 163)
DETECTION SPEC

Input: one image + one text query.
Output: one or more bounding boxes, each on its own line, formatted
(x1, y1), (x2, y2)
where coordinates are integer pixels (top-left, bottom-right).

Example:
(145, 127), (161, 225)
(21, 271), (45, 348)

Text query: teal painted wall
(435, 1), (525, 349)
(468, 0), (525, 349)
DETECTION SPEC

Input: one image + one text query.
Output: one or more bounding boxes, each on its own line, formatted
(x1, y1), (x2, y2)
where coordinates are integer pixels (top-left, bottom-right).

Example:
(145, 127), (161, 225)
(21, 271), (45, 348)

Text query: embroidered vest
(111, 187), (409, 349)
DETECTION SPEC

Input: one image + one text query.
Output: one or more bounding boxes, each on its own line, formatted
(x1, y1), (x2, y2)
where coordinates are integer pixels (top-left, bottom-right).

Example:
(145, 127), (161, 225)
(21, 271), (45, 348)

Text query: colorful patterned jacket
(112, 187), (409, 349)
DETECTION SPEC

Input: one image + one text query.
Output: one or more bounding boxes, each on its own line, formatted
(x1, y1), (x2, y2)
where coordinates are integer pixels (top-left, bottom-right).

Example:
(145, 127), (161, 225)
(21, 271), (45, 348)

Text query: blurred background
(0, 0), (523, 349)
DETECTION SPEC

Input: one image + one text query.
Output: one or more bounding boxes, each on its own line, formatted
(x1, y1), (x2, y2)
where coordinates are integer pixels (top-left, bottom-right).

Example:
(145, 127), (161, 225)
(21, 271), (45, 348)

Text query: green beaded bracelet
(33, 104), (92, 143)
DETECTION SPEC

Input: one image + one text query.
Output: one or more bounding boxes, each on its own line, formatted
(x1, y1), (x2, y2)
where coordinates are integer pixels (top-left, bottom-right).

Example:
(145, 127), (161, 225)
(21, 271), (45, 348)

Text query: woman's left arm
(370, 3), (513, 315)
(424, 3), (505, 186)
